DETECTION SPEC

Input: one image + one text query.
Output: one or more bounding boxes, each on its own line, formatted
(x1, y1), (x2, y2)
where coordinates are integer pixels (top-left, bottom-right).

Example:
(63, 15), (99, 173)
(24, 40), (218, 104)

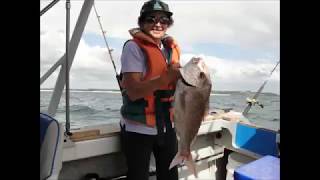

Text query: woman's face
(141, 11), (170, 41)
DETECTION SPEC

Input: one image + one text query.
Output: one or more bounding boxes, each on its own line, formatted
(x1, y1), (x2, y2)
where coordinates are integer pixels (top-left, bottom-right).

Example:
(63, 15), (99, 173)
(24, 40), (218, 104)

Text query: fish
(169, 57), (212, 178)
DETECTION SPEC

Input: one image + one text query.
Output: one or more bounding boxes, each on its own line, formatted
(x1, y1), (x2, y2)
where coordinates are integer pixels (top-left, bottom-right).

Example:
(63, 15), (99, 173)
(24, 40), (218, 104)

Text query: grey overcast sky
(41, 0), (280, 94)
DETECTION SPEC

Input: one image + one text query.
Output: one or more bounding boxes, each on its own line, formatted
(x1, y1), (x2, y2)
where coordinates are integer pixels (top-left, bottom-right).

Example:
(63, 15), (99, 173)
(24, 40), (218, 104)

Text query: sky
(40, 0), (280, 94)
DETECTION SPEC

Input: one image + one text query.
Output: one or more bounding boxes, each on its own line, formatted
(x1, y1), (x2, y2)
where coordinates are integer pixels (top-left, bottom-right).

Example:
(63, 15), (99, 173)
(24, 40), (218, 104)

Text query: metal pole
(47, 0), (94, 117)
(65, 0), (71, 135)
(40, 0), (61, 17)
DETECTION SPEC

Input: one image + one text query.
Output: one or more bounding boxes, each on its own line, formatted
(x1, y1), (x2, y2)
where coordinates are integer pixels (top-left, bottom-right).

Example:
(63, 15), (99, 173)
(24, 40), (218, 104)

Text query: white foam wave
(210, 93), (231, 96)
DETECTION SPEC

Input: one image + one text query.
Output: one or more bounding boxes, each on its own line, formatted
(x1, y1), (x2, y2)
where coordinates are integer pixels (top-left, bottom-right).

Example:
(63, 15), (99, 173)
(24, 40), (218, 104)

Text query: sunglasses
(144, 16), (170, 25)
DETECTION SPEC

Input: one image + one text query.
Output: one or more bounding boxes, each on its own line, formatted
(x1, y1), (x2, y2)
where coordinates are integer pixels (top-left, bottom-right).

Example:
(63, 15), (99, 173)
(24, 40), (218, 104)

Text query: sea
(40, 90), (280, 131)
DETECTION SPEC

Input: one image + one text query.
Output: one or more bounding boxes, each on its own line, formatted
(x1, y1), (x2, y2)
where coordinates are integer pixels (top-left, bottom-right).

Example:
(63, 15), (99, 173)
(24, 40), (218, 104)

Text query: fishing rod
(93, 3), (123, 92)
(242, 61), (280, 116)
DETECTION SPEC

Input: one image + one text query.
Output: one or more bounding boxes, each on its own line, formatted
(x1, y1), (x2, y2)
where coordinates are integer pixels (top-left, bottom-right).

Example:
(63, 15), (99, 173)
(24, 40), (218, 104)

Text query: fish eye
(192, 58), (200, 64)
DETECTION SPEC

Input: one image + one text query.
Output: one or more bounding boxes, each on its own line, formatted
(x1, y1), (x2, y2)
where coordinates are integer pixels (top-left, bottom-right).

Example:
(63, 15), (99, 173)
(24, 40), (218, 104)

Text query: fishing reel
(246, 97), (264, 108)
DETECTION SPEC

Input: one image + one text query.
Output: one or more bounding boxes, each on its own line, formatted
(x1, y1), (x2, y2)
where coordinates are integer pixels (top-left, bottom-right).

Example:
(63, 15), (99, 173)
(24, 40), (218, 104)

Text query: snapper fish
(169, 57), (212, 178)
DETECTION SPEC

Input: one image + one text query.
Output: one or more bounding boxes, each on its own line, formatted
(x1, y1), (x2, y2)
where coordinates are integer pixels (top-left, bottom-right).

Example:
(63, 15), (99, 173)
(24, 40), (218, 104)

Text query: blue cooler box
(234, 155), (279, 180)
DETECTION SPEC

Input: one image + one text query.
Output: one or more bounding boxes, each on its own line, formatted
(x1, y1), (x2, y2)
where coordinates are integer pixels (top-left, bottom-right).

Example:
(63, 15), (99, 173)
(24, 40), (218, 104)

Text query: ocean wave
(110, 109), (120, 112)
(41, 89), (121, 94)
(210, 93), (231, 96)
(74, 90), (121, 94)
(41, 90), (279, 130)
(71, 105), (97, 113)
(56, 105), (97, 114)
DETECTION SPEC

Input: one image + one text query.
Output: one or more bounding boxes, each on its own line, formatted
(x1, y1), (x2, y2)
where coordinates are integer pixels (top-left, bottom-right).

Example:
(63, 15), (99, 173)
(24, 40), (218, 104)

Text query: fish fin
(190, 137), (197, 146)
(185, 154), (198, 178)
(203, 114), (210, 121)
(169, 152), (184, 169)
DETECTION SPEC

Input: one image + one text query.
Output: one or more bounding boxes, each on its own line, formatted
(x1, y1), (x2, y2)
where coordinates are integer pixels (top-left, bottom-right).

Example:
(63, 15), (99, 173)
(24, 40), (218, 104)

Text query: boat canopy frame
(40, 0), (95, 135)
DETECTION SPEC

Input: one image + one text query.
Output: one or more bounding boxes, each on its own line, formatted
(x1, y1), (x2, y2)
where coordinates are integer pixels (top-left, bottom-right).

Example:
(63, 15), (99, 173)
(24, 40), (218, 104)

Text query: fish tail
(169, 151), (184, 169)
(169, 152), (198, 178)
(185, 154), (198, 178)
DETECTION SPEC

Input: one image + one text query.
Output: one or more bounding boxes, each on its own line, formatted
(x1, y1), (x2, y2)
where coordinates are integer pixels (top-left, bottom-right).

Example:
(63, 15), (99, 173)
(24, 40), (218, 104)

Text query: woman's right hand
(160, 64), (181, 86)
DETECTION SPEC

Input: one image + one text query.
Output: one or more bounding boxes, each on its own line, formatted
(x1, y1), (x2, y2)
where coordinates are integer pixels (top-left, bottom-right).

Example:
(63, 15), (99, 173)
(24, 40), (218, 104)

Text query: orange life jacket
(120, 29), (180, 128)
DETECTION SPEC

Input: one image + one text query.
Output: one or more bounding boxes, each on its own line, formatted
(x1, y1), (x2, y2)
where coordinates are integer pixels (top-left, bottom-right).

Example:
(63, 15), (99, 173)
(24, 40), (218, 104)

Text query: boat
(40, 1), (280, 179)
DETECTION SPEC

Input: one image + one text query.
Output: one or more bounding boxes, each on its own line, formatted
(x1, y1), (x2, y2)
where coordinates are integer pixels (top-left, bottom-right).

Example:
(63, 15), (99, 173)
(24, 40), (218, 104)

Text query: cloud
(40, 1), (279, 49)
(40, 29), (122, 90)
(40, 30), (65, 67)
(40, 1), (141, 40)
(181, 53), (279, 93)
(169, 1), (279, 51)
(40, 1), (279, 94)
(41, 33), (279, 94)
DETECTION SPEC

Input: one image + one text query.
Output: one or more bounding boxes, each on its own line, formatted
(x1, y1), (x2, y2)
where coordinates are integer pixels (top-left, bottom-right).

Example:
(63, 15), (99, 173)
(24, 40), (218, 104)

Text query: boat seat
(234, 123), (278, 156)
(40, 113), (60, 180)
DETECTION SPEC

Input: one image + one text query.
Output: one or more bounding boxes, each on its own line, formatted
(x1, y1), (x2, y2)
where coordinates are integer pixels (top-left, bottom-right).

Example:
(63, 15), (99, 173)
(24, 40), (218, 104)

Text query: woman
(119, 0), (181, 180)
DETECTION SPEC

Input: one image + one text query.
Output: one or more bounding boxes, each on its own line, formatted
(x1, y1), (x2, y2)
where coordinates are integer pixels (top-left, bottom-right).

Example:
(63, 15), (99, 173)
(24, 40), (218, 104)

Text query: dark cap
(140, 0), (173, 17)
